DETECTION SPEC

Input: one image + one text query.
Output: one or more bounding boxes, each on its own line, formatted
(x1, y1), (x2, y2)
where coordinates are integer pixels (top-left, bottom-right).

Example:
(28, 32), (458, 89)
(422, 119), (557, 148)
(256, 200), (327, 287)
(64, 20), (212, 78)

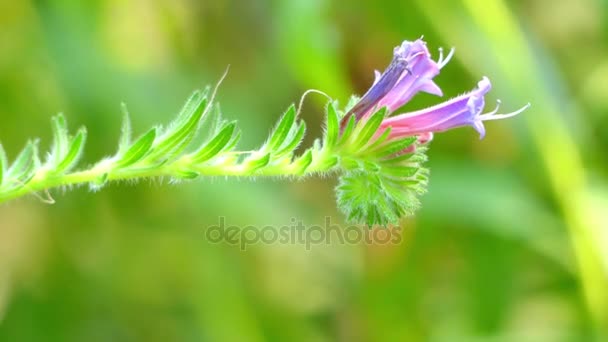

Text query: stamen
(438, 47), (455, 69)
(480, 103), (531, 121)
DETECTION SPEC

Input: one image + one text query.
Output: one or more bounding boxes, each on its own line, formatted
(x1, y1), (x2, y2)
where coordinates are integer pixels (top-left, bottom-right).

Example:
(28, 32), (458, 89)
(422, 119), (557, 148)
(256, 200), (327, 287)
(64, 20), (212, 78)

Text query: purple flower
(341, 38), (452, 127)
(341, 38), (529, 140)
(380, 77), (530, 139)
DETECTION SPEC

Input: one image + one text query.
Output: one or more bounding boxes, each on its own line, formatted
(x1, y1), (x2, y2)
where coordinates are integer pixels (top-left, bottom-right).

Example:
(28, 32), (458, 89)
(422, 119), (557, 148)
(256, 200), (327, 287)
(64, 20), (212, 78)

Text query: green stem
(0, 149), (339, 204)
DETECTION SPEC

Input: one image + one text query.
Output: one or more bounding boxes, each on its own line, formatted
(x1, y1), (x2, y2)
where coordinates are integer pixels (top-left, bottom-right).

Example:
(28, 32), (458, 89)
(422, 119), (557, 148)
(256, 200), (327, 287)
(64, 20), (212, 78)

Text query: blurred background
(1, 0), (607, 341)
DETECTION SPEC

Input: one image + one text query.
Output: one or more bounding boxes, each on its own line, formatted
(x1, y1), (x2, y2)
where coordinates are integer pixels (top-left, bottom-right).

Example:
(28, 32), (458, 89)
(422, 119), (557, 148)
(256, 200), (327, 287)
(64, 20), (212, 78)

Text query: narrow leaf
(116, 128), (157, 167)
(267, 104), (296, 151)
(190, 122), (237, 164)
(55, 127), (87, 173)
(275, 121), (306, 157)
(118, 103), (132, 154)
(50, 114), (69, 165)
(337, 115), (355, 147)
(366, 136), (417, 159)
(352, 107), (386, 150)
(293, 149), (313, 175)
(149, 95), (209, 159)
(7, 140), (39, 187)
(324, 103), (339, 149)
(245, 153), (270, 173)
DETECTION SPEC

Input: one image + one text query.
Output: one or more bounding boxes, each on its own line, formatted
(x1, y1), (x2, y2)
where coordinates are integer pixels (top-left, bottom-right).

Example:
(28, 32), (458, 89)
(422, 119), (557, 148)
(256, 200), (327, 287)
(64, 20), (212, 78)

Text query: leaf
(190, 122), (237, 164)
(267, 104), (296, 152)
(367, 136), (417, 159)
(275, 121), (306, 157)
(324, 102), (339, 149)
(117, 103), (132, 154)
(149, 94), (209, 159)
(50, 114), (69, 166)
(337, 115), (355, 147)
(7, 140), (39, 187)
(293, 149), (313, 175)
(351, 107), (387, 150)
(174, 170), (200, 180)
(317, 155), (339, 170)
(54, 127), (87, 173)
(116, 128), (157, 167)
(245, 153), (271, 173)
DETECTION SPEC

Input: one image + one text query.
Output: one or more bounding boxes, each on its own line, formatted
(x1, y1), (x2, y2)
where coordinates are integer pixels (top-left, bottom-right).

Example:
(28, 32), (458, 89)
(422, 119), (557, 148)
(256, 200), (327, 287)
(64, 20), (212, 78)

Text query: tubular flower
(380, 77), (529, 139)
(341, 38), (529, 140)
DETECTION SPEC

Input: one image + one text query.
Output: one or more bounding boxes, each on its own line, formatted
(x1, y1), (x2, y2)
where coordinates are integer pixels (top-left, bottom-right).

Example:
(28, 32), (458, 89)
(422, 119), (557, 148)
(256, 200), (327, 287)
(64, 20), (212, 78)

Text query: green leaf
(317, 155), (339, 170)
(50, 114), (69, 166)
(90, 172), (109, 190)
(149, 94), (209, 159)
(174, 170), (200, 180)
(117, 103), (132, 154)
(190, 122), (237, 164)
(367, 136), (417, 159)
(324, 103), (339, 149)
(337, 115), (355, 147)
(351, 107), (387, 150)
(275, 121), (306, 157)
(54, 128), (87, 173)
(293, 149), (313, 175)
(381, 165), (419, 178)
(7, 140), (39, 187)
(267, 104), (296, 152)
(245, 153), (271, 173)
(116, 128), (157, 167)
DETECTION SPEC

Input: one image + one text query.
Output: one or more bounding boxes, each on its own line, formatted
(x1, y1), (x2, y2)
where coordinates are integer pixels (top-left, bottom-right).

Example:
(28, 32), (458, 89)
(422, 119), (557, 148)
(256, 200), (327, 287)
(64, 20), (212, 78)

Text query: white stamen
(438, 47), (455, 69)
(479, 102), (531, 121)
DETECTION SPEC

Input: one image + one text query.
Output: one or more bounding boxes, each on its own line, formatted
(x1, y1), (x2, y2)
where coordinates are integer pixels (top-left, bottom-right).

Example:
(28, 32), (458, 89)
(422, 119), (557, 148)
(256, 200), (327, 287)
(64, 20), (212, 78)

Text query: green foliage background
(1, 0), (607, 340)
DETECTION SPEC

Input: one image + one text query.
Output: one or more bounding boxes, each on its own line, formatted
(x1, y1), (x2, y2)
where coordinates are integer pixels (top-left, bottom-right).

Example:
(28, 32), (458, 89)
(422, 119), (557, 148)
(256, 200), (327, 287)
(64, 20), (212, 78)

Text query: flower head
(341, 38), (529, 141)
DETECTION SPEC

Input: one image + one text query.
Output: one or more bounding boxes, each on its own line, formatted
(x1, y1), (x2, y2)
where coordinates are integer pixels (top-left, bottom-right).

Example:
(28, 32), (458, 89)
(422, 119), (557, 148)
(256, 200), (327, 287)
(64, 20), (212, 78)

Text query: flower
(380, 77), (530, 139)
(341, 38), (452, 127)
(341, 38), (529, 140)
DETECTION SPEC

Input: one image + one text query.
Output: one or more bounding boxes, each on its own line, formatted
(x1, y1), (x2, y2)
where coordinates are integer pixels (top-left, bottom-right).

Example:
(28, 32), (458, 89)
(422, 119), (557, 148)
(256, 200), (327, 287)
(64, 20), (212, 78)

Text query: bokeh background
(1, 0), (607, 341)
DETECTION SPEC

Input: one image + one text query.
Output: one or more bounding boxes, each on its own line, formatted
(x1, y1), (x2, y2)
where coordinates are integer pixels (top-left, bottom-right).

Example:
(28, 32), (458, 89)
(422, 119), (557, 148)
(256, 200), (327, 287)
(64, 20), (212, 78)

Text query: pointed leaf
(275, 121), (306, 157)
(337, 115), (355, 147)
(367, 136), (417, 159)
(267, 104), (296, 151)
(7, 140), (39, 187)
(149, 95), (209, 159)
(324, 103), (339, 149)
(190, 122), (237, 163)
(55, 128), (87, 173)
(118, 103), (132, 154)
(50, 114), (69, 166)
(352, 107), (387, 150)
(293, 149), (313, 175)
(245, 153), (271, 173)
(116, 128), (157, 167)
